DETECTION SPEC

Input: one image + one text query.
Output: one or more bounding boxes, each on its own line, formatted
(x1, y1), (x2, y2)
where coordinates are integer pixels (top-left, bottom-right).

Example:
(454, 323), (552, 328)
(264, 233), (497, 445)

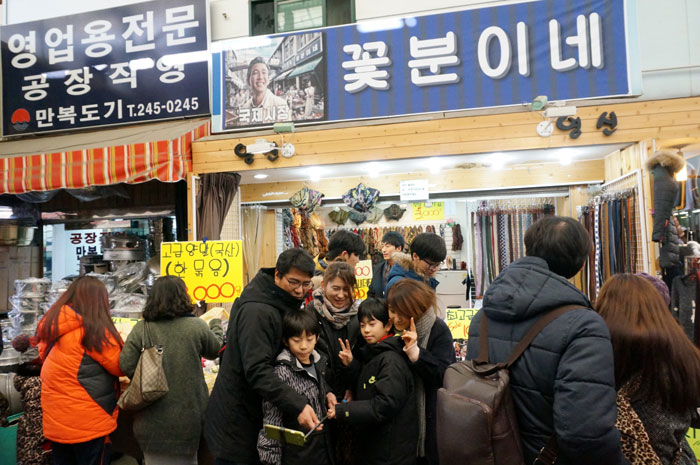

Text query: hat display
(328, 208), (350, 225)
(342, 183), (380, 212)
(289, 187), (325, 214)
(348, 210), (368, 225)
(366, 206), (384, 223)
(383, 204), (406, 221)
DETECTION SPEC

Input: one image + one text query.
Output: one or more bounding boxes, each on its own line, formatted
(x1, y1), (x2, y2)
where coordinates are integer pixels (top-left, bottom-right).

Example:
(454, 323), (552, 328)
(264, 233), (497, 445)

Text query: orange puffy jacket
(38, 305), (123, 444)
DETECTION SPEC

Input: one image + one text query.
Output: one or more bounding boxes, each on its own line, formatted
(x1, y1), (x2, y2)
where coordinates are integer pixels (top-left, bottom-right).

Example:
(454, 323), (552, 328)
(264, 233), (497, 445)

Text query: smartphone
(264, 424), (307, 447)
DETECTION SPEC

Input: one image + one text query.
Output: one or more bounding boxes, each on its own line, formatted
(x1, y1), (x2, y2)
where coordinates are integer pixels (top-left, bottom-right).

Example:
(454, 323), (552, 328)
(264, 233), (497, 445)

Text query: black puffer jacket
(647, 150), (685, 268)
(335, 335), (417, 465)
(466, 256), (626, 465)
(204, 268), (308, 463)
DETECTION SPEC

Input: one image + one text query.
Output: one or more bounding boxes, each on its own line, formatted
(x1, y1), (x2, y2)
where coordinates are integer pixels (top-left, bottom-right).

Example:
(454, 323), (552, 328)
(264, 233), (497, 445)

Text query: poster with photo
(218, 31), (326, 130)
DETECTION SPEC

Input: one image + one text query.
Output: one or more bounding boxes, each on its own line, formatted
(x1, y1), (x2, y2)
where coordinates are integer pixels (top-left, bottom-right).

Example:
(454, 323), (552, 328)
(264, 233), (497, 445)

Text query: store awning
(288, 56), (323, 78)
(0, 118), (210, 195)
(273, 69), (293, 81)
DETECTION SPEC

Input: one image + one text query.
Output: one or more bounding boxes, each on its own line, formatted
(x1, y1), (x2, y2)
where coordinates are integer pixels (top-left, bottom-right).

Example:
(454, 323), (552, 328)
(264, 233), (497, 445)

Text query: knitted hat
(383, 204), (406, 221)
(635, 272), (670, 306)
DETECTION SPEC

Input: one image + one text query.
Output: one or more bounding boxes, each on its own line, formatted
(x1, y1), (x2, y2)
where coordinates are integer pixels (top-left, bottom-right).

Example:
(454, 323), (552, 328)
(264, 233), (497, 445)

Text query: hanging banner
(1, 0), (210, 136)
(412, 202), (445, 221)
(354, 259), (373, 300)
(160, 240), (244, 303)
(212, 0), (640, 132)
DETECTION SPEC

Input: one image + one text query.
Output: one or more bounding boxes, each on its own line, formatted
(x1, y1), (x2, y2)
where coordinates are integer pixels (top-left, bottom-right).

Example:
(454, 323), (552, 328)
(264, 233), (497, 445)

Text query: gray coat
(466, 256), (625, 465)
(119, 316), (223, 455)
(670, 275), (698, 344)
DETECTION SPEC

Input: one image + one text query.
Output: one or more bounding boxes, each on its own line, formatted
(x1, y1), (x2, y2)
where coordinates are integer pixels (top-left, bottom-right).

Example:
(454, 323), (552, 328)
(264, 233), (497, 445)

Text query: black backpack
(436, 305), (579, 465)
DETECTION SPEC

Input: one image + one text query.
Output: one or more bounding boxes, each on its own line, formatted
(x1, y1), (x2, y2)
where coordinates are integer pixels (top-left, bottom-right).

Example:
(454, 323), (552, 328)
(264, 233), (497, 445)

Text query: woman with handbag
(386, 279), (456, 465)
(119, 276), (223, 465)
(596, 273), (700, 465)
(37, 276), (124, 465)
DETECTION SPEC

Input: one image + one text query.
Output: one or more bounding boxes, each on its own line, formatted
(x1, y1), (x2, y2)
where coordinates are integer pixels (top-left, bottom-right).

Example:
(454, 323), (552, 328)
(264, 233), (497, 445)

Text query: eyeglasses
(284, 276), (314, 291)
(421, 258), (443, 271)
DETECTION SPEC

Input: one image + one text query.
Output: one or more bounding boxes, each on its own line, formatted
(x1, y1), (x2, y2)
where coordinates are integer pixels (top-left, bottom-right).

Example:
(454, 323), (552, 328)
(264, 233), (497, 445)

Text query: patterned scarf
(311, 287), (359, 330)
(413, 309), (436, 457)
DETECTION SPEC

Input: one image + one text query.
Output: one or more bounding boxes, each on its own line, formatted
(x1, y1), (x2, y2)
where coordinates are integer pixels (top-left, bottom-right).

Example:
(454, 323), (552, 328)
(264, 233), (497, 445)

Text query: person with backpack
(596, 273), (700, 465)
(465, 216), (626, 465)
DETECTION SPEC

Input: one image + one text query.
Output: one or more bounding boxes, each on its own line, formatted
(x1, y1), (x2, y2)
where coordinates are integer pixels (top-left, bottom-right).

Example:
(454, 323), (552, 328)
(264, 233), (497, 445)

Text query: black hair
(410, 233), (447, 262)
(142, 276), (194, 321)
(524, 216), (591, 279)
(246, 56), (269, 82)
(276, 248), (315, 277)
(382, 231), (405, 249)
(326, 230), (366, 260)
(358, 298), (389, 325)
(283, 310), (321, 340)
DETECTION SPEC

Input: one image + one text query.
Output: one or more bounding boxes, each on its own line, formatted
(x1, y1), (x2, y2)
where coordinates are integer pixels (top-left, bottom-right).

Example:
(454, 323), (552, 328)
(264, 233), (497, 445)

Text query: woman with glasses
(306, 261), (360, 465)
(385, 233), (447, 296)
(387, 279), (455, 465)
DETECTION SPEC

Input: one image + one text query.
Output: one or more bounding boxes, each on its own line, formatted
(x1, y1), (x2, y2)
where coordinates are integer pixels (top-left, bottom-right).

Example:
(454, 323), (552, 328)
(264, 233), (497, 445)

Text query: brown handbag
(437, 305), (579, 465)
(117, 322), (169, 411)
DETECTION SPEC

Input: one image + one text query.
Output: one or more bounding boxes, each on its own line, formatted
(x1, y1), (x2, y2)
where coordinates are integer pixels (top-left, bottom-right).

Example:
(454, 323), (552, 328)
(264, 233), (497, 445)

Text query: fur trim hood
(391, 251), (417, 273)
(645, 150), (685, 173)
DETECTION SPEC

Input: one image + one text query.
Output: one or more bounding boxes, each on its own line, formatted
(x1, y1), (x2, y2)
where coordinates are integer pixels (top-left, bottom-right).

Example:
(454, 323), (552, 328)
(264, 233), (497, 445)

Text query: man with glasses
(385, 233), (447, 295)
(205, 248), (321, 465)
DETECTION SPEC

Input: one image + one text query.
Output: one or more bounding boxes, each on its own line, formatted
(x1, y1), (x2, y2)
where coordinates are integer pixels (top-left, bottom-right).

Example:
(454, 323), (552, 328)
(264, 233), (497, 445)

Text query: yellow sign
(446, 308), (478, 339)
(354, 259), (373, 300)
(688, 428), (700, 462)
(412, 202), (445, 221)
(161, 240), (244, 303)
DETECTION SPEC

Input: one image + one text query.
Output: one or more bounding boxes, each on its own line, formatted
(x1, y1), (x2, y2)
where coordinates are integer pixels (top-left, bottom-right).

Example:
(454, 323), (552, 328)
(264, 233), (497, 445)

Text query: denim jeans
(52, 436), (111, 465)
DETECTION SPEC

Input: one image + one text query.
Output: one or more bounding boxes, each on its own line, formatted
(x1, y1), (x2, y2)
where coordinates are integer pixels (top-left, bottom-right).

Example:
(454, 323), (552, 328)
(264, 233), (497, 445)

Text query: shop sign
(354, 259), (373, 300)
(211, 0), (640, 132)
(161, 240), (244, 304)
(446, 307), (478, 339)
(412, 202), (444, 221)
(51, 225), (105, 280)
(400, 180), (429, 201)
(1, 0), (210, 136)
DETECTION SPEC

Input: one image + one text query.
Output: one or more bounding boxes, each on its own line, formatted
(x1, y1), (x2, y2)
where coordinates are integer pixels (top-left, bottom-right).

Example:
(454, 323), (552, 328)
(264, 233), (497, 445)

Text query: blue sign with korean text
(1, 0), (210, 136)
(211, 0), (640, 132)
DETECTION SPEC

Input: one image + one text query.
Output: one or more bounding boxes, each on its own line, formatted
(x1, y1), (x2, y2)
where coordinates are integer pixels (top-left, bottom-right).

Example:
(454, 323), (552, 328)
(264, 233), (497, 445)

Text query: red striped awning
(0, 119), (210, 195)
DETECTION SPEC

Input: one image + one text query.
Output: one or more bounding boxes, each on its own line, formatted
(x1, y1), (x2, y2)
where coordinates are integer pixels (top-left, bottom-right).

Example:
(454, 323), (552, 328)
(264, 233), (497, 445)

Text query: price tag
(353, 259), (373, 300)
(412, 201), (445, 221)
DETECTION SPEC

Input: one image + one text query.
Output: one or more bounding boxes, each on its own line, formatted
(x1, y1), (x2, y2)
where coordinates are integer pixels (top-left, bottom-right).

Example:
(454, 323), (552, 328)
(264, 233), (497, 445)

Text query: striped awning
(0, 118), (210, 195)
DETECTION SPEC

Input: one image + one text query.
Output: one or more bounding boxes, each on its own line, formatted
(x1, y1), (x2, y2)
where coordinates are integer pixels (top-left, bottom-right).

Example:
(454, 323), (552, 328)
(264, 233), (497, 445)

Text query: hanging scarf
(311, 287), (359, 330)
(413, 309), (437, 458)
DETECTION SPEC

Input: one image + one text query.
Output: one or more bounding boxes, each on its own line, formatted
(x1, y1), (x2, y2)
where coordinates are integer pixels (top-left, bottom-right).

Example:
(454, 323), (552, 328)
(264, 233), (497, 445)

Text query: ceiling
(239, 143), (632, 184)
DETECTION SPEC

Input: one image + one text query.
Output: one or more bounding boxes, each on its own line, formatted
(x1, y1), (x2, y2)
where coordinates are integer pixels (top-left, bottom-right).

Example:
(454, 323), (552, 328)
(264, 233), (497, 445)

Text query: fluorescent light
(490, 152), (508, 170)
(308, 167), (323, 182)
(129, 58), (154, 70)
(424, 157), (445, 174)
(253, 173), (269, 179)
(367, 162), (384, 178)
(558, 149), (574, 166)
(357, 17), (405, 33)
(676, 164), (688, 182)
(0, 207), (12, 219)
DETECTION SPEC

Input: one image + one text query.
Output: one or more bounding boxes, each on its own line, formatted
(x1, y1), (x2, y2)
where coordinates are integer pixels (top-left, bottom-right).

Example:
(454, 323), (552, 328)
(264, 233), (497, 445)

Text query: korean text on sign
(446, 308), (478, 340)
(1, 0), (209, 136)
(161, 240), (244, 304)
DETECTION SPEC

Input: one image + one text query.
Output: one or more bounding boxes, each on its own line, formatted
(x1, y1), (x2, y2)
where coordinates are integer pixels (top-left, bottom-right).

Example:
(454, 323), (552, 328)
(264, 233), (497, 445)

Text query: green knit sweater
(119, 316), (223, 455)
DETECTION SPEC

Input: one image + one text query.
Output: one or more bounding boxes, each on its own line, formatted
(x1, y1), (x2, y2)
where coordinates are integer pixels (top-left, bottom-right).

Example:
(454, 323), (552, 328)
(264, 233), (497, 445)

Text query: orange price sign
(412, 202), (445, 221)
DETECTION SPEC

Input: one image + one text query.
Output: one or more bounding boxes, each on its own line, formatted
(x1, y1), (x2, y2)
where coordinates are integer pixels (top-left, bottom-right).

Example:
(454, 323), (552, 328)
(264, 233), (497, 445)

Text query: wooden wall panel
(194, 97), (700, 175)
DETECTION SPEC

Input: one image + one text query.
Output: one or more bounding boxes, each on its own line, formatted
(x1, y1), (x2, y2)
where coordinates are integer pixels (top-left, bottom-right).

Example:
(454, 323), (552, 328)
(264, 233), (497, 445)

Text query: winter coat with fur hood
(647, 150), (685, 268)
(385, 252), (439, 294)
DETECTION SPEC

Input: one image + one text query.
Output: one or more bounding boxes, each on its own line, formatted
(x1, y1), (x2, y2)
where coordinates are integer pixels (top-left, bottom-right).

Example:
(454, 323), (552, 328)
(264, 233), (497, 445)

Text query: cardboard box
(17, 247), (31, 280)
(29, 246), (41, 278)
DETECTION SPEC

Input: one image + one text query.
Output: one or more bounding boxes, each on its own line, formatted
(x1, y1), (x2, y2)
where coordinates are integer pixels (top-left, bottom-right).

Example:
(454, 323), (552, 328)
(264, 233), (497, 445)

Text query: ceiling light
(308, 167), (323, 182)
(425, 157), (444, 174)
(676, 164), (688, 182)
(253, 173), (269, 179)
(490, 152), (508, 170)
(558, 149), (574, 166)
(367, 162), (384, 178)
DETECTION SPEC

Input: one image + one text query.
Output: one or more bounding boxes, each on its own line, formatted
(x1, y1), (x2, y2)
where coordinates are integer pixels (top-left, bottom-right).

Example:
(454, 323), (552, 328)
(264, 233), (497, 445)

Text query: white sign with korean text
(400, 179), (429, 201)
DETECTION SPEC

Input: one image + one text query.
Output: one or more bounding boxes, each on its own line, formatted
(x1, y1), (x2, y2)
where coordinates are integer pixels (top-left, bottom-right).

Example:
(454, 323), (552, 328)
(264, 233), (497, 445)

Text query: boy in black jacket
(329, 298), (418, 465)
(257, 310), (333, 465)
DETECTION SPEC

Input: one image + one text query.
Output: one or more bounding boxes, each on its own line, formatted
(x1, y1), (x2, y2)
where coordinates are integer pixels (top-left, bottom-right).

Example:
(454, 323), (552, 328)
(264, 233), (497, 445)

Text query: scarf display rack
(468, 198), (556, 297)
(578, 169), (649, 300)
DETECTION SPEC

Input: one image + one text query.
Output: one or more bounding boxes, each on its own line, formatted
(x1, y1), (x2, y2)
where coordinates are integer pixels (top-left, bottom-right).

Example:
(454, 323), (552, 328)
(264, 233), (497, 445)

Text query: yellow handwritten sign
(446, 308), (478, 339)
(412, 202), (445, 221)
(354, 259), (373, 300)
(688, 428), (700, 462)
(161, 241), (244, 303)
